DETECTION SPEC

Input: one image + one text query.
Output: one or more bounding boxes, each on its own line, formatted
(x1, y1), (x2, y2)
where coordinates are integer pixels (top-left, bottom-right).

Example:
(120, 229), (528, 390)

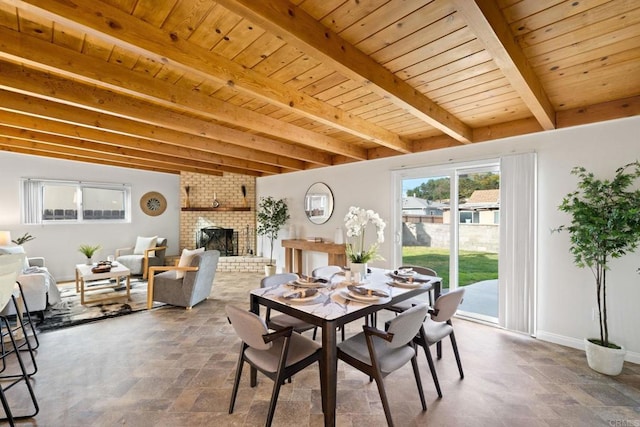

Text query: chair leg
(436, 340), (442, 359)
(410, 353), (427, 411)
(0, 388), (14, 427)
(417, 329), (442, 398)
(266, 371), (285, 427)
(15, 282), (40, 351)
(0, 317), (39, 422)
(450, 332), (464, 379)
(372, 373), (394, 427)
(229, 347), (245, 414)
(1, 296), (38, 379)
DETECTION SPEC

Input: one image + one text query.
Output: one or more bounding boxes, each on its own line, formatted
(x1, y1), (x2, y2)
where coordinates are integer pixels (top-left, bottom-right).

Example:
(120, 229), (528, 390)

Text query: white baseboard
(536, 330), (640, 364)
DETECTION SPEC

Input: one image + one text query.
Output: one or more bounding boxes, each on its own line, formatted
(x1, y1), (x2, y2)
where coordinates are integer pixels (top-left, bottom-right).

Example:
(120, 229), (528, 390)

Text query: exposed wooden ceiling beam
(0, 26), (364, 162)
(0, 63), (328, 168)
(0, 111), (276, 175)
(0, 63), (328, 170)
(0, 89), (312, 171)
(556, 95), (640, 128)
(216, 0), (474, 144)
(453, 0), (556, 130)
(12, 0), (406, 153)
(0, 127), (239, 175)
(0, 136), (205, 175)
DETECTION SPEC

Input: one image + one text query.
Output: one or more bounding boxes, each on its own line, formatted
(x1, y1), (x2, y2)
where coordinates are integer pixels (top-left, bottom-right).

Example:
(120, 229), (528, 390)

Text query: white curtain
(499, 153), (537, 335)
(22, 179), (43, 225)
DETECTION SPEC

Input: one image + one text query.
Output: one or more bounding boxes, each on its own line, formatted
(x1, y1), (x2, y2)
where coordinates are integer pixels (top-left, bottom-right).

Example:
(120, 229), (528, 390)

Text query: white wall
(0, 152), (180, 281)
(257, 116), (640, 362)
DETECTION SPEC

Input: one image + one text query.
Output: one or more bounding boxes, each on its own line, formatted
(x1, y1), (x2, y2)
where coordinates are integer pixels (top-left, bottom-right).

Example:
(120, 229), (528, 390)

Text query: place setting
(279, 288), (324, 305)
(334, 284), (391, 305)
(387, 268), (432, 288)
(286, 274), (330, 289)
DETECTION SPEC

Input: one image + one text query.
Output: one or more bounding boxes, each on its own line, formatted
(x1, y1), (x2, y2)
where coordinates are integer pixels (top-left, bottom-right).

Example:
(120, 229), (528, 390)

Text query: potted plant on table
(78, 244), (101, 265)
(257, 196), (290, 276)
(344, 206), (386, 279)
(555, 161), (640, 375)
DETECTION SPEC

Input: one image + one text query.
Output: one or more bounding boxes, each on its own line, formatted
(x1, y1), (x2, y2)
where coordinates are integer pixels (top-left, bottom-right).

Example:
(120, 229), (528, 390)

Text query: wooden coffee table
(75, 263), (131, 305)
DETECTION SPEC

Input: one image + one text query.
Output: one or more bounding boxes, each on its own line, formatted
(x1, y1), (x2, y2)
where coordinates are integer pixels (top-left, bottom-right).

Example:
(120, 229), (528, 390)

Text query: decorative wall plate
(140, 191), (167, 216)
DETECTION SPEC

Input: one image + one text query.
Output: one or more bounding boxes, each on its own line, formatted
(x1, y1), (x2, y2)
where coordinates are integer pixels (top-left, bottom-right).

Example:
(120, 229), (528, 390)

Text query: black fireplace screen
(197, 227), (238, 256)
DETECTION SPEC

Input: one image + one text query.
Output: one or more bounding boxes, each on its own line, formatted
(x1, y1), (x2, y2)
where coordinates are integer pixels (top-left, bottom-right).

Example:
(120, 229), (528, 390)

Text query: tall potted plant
(257, 196), (290, 276)
(555, 161), (640, 375)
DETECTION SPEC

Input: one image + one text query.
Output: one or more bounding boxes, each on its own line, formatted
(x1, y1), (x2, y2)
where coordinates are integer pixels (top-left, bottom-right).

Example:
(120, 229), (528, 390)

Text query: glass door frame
(392, 158), (500, 323)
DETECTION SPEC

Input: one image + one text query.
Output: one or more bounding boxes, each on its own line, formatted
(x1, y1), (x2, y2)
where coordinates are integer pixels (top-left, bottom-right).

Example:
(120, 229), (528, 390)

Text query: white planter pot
(584, 338), (626, 376)
(264, 265), (277, 277)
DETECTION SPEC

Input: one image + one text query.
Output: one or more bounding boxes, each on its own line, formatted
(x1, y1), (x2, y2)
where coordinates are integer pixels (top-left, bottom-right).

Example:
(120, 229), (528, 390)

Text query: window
(22, 179), (130, 224)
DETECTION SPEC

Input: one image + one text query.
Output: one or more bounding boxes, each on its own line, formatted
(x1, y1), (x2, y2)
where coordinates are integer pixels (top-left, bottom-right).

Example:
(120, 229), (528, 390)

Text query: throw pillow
(0, 245), (29, 270)
(133, 236), (158, 256)
(176, 247), (204, 279)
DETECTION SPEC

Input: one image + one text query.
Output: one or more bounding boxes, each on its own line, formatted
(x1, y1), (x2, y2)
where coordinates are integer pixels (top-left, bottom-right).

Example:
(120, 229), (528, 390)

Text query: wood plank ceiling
(0, 0), (638, 176)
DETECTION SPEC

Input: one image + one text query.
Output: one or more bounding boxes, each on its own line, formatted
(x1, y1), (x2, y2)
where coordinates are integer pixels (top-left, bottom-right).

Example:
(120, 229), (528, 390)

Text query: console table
(281, 239), (346, 275)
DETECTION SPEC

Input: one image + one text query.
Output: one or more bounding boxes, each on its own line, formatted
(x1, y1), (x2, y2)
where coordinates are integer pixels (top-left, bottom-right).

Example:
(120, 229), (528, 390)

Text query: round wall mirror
(304, 182), (334, 224)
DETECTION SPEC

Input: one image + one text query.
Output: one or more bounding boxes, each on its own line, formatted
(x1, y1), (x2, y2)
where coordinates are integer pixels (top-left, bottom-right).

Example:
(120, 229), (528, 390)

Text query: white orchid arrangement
(344, 206), (386, 264)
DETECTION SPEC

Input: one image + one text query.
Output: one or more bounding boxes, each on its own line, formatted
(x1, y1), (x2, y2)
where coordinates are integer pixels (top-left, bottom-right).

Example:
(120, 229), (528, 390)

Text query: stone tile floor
(2, 271), (639, 426)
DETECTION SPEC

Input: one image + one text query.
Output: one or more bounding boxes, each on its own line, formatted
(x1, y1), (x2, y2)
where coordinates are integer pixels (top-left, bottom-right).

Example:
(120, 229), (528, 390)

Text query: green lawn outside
(402, 247), (498, 289)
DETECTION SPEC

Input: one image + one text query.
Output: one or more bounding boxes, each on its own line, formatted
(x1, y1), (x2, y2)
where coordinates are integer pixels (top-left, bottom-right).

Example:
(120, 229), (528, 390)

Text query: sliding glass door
(395, 161), (500, 323)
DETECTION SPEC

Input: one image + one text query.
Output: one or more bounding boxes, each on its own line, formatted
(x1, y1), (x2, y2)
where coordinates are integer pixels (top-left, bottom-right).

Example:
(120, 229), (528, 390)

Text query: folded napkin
(283, 289), (318, 299)
(298, 275), (328, 284)
(347, 285), (388, 298)
(389, 271), (431, 283)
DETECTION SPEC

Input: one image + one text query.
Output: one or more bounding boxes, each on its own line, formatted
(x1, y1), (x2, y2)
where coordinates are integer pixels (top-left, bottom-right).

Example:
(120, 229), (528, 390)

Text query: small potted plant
(555, 161), (640, 375)
(257, 196), (290, 276)
(78, 244), (101, 265)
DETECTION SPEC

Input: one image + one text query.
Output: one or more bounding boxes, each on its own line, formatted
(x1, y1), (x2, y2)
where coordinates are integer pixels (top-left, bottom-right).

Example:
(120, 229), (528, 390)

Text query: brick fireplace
(180, 172), (266, 272)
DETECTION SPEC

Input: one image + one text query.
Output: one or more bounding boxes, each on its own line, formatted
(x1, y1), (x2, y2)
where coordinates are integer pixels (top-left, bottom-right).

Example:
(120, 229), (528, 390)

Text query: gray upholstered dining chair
(225, 304), (322, 427)
(387, 265), (437, 314)
(261, 273), (318, 338)
(337, 303), (430, 427)
(414, 288), (466, 398)
(115, 236), (167, 279)
(146, 250), (219, 309)
(311, 265), (343, 281)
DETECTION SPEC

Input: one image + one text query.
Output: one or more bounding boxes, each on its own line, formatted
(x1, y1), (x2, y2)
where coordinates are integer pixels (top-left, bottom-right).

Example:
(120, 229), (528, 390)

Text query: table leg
(284, 248), (293, 273)
(126, 275), (131, 300)
(80, 278), (85, 304)
(75, 267), (80, 293)
(249, 296), (260, 384)
(294, 248), (303, 275)
(322, 320), (338, 427)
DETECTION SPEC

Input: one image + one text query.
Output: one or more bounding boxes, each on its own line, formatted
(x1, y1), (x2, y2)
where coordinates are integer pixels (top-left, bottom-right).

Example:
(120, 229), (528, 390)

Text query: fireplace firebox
(197, 227), (238, 256)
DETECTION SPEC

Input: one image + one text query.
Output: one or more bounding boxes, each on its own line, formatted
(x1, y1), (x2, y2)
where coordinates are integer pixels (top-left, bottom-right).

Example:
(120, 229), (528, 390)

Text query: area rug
(37, 278), (163, 332)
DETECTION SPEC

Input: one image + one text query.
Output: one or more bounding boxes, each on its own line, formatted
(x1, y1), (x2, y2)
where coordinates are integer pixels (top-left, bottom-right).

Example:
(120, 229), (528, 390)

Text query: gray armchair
(146, 250), (219, 309)
(115, 237), (167, 279)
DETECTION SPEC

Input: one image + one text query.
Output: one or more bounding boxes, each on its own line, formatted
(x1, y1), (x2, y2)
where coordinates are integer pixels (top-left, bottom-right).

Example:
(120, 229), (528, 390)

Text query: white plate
(293, 279), (327, 288)
(396, 269), (415, 277)
(338, 289), (390, 304)
(280, 293), (321, 304)
(389, 280), (422, 289)
(348, 291), (380, 302)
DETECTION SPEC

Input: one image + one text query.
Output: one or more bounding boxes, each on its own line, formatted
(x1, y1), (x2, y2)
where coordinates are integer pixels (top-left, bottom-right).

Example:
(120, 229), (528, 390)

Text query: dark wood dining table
(250, 268), (441, 427)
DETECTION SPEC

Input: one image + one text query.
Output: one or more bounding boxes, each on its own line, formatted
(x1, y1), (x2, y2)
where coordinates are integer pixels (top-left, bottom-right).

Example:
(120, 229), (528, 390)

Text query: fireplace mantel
(181, 207), (251, 212)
